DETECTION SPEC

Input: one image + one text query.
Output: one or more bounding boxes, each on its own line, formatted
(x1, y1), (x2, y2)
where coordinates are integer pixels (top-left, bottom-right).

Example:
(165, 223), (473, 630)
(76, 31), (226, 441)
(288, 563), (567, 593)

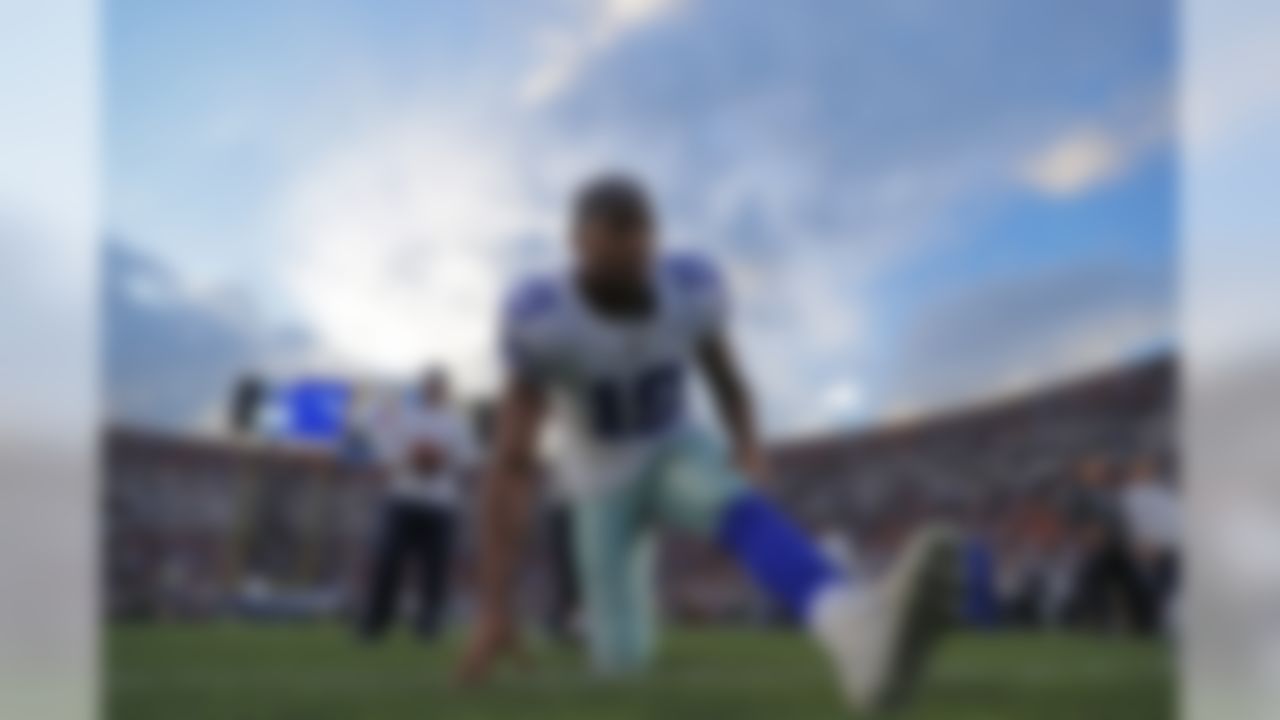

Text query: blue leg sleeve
(715, 493), (843, 622)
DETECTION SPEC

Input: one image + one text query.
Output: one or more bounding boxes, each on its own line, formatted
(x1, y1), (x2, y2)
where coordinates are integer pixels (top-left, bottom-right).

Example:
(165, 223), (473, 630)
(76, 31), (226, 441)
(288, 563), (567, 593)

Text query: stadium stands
(105, 355), (1175, 627)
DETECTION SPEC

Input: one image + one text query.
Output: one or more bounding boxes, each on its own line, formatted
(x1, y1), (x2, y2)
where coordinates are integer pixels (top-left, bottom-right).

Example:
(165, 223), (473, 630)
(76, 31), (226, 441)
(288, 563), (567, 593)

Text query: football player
(457, 174), (956, 712)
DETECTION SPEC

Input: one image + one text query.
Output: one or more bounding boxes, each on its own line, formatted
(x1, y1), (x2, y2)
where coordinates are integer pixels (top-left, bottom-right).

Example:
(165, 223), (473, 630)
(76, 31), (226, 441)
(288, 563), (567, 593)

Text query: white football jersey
(358, 389), (479, 508)
(503, 253), (727, 496)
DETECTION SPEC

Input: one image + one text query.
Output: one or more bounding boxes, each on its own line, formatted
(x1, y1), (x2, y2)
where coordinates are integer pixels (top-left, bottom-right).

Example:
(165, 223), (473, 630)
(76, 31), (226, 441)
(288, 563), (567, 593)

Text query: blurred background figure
(1067, 457), (1157, 634)
(229, 374), (268, 440)
(1119, 455), (1182, 633)
(349, 367), (478, 642)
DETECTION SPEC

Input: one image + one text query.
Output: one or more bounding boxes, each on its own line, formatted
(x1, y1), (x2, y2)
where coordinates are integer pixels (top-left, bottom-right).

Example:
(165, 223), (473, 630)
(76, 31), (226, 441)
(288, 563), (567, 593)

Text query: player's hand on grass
(454, 611), (523, 686)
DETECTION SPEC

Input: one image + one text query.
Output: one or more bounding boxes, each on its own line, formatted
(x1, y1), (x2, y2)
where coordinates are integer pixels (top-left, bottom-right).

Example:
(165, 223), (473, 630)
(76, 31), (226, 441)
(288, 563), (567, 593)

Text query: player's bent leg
(652, 433), (959, 711)
(715, 493), (844, 618)
(570, 488), (659, 677)
(652, 433), (842, 619)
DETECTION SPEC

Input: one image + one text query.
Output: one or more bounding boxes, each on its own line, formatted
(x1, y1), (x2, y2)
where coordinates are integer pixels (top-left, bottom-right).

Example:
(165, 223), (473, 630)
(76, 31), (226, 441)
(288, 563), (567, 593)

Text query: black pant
(360, 501), (455, 641)
(1072, 539), (1157, 634)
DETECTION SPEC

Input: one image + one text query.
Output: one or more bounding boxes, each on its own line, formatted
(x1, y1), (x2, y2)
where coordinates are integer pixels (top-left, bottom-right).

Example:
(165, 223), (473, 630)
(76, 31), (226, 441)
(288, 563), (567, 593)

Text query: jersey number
(589, 364), (682, 439)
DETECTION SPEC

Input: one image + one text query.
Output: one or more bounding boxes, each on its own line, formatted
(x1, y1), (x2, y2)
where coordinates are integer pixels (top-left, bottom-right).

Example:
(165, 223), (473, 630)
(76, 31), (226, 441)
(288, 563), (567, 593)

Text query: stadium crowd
(105, 356), (1178, 636)
(663, 355), (1179, 635)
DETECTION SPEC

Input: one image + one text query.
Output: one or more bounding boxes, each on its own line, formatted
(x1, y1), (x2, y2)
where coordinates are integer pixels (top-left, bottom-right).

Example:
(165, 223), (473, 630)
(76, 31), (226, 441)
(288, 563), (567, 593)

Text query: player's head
(571, 173), (655, 288)
(419, 366), (450, 406)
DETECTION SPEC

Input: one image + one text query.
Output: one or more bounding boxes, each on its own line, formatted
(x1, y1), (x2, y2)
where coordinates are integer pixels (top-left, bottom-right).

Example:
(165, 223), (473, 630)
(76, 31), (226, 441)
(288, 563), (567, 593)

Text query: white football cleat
(811, 526), (958, 713)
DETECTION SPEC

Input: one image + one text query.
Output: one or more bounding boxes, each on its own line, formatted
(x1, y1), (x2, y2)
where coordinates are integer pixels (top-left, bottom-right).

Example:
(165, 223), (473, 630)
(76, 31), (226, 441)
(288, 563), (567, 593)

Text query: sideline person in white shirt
(354, 367), (479, 641)
(1120, 456), (1181, 632)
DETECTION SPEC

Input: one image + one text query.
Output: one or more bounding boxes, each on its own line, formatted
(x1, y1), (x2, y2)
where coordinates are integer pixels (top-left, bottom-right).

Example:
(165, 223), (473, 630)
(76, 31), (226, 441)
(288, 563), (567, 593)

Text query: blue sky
(106, 0), (1175, 436)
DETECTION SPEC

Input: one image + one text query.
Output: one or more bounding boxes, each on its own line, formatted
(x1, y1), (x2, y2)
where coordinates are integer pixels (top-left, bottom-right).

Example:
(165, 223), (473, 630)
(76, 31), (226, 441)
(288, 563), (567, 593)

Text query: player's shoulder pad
(661, 251), (721, 294)
(504, 274), (562, 325)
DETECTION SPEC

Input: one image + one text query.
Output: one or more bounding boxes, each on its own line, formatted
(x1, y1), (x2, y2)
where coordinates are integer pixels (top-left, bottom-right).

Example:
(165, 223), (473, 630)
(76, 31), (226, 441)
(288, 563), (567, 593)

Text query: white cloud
(520, 0), (687, 106)
(1020, 91), (1170, 200)
(721, 248), (872, 436)
(275, 114), (551, 395)
(821, 380), (863, 416)
(110, 0), (1175, 437)
(1021, 126), (1123, 198)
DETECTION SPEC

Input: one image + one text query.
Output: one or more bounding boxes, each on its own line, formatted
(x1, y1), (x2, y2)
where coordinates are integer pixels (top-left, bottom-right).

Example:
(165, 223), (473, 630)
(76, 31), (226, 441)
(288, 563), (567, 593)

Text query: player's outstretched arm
(697, 331), (770, 483)
(455, 376), (545, 686)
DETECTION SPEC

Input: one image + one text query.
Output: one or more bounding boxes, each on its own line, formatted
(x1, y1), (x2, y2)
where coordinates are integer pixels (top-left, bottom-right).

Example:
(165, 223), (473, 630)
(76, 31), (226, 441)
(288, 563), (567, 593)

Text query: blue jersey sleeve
(501, 276), (561, 380)
(664, 252), (728, 334)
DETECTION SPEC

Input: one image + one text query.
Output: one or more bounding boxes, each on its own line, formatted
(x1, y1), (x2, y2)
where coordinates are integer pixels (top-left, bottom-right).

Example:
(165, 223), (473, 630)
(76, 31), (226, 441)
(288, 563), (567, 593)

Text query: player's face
(574, 215), (653, 289)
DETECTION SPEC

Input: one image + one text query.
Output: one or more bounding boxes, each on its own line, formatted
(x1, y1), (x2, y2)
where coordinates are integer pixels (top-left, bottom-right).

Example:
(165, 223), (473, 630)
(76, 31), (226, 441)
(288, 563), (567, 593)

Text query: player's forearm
(474, 376), (546, 619)
(475, 456), (536, 617)
(714, 371), (761, 455)
(698, 334), (762, 457)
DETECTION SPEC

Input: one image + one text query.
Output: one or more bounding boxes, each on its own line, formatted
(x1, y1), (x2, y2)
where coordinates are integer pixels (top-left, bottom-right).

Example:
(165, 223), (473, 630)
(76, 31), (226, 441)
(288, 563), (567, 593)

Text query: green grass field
(108, 624), (1174, 719)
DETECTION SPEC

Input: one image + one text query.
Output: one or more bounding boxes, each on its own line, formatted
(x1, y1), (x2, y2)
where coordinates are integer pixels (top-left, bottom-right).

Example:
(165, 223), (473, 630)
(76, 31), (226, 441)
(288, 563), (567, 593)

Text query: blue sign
(277, 378), (352, 443)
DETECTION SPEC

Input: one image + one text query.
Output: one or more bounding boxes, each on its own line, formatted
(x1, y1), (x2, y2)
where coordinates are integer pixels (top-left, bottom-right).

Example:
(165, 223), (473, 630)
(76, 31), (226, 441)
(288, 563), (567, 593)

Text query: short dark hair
(573, 173), (652, 229)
